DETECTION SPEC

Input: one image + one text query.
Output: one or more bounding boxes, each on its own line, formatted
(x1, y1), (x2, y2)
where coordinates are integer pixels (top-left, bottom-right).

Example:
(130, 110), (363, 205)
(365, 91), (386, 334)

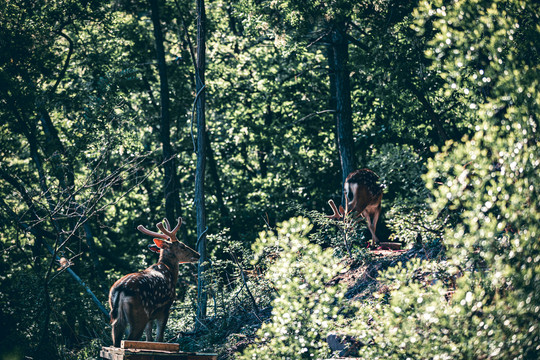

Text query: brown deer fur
(109, 218), (199, 347)
(328, 169), (383, 245)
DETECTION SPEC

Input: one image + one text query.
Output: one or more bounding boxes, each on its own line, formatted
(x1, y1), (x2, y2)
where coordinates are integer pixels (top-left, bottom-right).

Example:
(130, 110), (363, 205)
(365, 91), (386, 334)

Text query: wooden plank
(99, 346), (217, 360)
(184, 354), (217, 360)
(378, 241), (402, 250)
(116, 353), (216, 360)
(100, 347), (123, 360)
(121, 341), (180, 352)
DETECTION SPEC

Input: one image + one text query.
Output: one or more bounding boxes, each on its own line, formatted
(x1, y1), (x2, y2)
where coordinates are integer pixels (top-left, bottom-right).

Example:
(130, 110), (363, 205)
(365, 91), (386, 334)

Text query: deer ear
(153, 238), (170, 249)
(148, 244), (161, 253)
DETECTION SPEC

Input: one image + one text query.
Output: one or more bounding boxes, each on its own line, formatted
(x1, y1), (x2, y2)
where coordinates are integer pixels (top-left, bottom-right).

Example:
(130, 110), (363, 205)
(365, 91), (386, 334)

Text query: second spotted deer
(108, 218), (199, 347)
(327, 169), (383, 246)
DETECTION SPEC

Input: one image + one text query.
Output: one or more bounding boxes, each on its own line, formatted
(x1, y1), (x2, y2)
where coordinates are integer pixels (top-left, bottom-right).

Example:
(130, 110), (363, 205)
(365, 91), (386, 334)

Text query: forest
(0, 0), (538, 359)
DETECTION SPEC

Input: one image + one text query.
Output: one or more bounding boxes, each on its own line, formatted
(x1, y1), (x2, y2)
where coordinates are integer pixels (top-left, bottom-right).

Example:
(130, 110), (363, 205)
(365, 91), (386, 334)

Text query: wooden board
(100, 346), (217, 360)
(122, 341), (180, 352)
(378, 242), (402, 250)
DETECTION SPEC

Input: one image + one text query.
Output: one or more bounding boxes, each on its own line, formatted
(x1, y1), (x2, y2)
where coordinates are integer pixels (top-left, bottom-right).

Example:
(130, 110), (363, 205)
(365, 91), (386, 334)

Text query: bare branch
(50, 31), (74, 95)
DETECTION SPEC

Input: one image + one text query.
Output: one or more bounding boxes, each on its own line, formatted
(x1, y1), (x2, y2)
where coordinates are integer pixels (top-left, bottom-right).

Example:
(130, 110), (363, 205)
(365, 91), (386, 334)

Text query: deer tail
(109, 288), (121, 324)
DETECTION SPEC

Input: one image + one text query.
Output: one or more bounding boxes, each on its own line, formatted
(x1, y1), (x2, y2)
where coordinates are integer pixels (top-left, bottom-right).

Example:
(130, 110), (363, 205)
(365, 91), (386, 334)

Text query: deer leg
(112, 294), (128, 347)
(126, 321), (147, 342)
(124, 300), (148, 342)
(155, 312), (170, 343)
(145, 321), (153, 341)
(364, 211), (379, 246)
(371, 194), (383, 246)
(112, 320), (126, 348)
(371, 206), (381, 238)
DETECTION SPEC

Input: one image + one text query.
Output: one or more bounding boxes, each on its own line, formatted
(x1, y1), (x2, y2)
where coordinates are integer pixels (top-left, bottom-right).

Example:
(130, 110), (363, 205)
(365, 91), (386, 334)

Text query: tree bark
(194, 0), (208, 325)
(330, 25), (356, 191)
(149, 0), (183, 224)
(205, 131), (229, 222)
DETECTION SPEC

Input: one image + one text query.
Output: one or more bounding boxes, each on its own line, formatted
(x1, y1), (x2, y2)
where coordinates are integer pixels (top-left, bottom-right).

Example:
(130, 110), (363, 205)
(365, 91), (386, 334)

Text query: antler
(163, 218), (171, 231)
(326, 199), (345, 219)
(137, 224), (170, 240)
(157, 217), (182, 242)
(137, 217), (183, 242)
(326, 199), (357, 220)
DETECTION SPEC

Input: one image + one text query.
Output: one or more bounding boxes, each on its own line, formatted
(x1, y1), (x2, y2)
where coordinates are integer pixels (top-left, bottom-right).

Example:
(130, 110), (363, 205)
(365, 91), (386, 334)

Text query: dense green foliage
(0, 0), (537, 359)
(240, 217), (345, 359)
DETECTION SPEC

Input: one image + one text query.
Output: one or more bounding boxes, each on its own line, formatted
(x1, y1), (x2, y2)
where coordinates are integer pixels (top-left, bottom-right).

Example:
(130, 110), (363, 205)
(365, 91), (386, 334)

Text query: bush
(239, 217), (346, 359)
(345, 0), (539, 358)
(368, 143), (445, 246)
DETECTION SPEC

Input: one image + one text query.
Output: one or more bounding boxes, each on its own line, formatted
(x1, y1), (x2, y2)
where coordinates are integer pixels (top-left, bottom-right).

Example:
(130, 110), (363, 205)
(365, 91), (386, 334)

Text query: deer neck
(157, 250), (180, 285)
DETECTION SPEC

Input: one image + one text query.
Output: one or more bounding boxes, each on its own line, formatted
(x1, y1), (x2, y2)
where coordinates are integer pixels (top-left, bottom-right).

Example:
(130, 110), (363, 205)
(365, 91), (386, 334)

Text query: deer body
(345, 169), (383, 244)
(328, 169), (383, 246)
(109, 218), (199, 347)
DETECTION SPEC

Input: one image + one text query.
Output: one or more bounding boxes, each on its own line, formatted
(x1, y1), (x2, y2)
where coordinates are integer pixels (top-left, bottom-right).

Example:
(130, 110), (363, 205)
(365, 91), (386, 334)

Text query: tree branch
(405, 80), (449, 144)
(344, 33), (369, 52)
(0, 198), (109, 320)
(50, 31), (74, 95)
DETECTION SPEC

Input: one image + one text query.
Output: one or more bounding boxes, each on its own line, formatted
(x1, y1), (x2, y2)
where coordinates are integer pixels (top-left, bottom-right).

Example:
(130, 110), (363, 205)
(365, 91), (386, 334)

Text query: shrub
(239, 217), (346, 359)
(346, 0), (539, 358)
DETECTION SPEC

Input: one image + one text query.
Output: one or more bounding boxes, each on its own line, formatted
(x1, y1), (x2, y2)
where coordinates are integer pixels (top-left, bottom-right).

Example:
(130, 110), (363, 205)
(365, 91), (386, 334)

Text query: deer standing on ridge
(327, 169), (383, 246)
(109, 218), (199, 347)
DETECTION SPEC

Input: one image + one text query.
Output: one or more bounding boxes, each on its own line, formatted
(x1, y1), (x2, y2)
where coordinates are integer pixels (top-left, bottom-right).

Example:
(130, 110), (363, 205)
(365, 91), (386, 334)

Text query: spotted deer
(327, 169), (383, 246)
(109, 218), (199, 347)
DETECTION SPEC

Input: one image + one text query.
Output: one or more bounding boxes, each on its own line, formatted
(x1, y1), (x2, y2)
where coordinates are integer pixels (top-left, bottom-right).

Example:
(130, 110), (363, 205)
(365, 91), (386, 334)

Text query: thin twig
(281, 109), (335, 129)
(307, 28), (332, 48)
(261, 212), (272, 229)
(230, 251), (261, 319)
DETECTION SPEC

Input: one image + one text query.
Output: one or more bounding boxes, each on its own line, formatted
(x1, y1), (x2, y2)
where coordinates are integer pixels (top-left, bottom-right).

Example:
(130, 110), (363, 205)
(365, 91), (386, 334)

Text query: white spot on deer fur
(149, 269), (165, 279)
(348, 182), (358, 196)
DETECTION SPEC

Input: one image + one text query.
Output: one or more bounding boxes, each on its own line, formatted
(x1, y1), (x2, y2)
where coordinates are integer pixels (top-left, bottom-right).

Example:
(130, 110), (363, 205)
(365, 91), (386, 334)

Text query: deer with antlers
(327, 169), (383, 246)
(109, 218), (199, 347)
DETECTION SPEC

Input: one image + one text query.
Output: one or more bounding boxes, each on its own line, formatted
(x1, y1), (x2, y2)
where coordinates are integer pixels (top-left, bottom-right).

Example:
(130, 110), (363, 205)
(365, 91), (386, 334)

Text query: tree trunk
(194, 0), (208, 325)
(149, 0), (183, 224)
(330, 25), (355, 191)
(36, 283), (57, 359)
(205, 131), (229, 222)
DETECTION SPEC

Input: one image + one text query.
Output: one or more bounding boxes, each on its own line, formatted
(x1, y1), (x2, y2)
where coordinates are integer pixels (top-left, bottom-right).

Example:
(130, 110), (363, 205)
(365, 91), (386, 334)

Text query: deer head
(327, 169), (383, 246)
(109, 218), (199, 347)
(137, 218), (199, 264)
